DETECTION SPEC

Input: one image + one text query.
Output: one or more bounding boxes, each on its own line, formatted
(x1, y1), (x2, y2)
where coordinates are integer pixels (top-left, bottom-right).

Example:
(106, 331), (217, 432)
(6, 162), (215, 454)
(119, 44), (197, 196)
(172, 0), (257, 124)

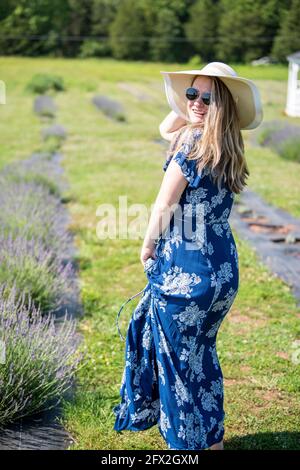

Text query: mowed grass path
(0, 58), (299, 449)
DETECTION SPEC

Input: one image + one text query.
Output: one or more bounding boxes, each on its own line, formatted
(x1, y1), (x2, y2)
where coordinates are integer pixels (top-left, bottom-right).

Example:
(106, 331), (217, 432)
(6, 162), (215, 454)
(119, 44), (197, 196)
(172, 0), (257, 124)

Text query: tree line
(0, 0), (299, 63)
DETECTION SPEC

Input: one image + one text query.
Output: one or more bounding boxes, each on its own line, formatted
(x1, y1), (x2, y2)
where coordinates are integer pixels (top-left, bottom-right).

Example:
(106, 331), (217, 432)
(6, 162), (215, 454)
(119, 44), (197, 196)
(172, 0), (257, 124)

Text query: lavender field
(0, 57), (300, 450)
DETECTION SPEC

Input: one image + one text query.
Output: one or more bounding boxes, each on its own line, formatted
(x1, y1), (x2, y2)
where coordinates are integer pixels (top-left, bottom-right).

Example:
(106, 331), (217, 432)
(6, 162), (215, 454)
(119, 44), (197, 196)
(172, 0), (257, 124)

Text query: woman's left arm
(159, 111), (186, 142)
(140, 159), (188, 265)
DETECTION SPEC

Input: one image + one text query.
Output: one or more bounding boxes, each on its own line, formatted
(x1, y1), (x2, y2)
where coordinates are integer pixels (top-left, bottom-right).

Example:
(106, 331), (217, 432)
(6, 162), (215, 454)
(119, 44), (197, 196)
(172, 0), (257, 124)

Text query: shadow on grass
(225, 431), (300, 450)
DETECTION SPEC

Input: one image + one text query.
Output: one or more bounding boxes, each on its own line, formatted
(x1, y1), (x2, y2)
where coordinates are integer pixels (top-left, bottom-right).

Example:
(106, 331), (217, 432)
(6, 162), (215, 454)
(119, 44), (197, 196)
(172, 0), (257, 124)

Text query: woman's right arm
(159, 111), (186, 142)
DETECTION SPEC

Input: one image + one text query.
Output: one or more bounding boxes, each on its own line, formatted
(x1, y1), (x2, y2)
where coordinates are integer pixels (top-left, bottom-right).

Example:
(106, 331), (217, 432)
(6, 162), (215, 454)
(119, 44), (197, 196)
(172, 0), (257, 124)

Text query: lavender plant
(33, 95), (57, 118)
(0, 232), (74, 314)
(0, 152), (67, 199)
(0, 180), (72, 259)
(0, 284), (82, 427)
(259, 120), (300, 163)
(92, 95), (126, 121)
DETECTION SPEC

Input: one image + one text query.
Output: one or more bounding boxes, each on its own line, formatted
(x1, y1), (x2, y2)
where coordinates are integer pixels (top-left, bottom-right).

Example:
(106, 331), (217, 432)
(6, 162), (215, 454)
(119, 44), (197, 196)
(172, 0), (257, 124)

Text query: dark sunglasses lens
(185, 87), (198, 100)
(202, 93), (211, 105)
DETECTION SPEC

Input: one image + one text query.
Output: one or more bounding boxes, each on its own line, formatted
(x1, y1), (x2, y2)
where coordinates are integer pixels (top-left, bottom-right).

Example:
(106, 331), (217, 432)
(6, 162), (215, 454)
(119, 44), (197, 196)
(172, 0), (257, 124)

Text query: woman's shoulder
(164, 126), (202, 164)
(163, 128), (204, 188)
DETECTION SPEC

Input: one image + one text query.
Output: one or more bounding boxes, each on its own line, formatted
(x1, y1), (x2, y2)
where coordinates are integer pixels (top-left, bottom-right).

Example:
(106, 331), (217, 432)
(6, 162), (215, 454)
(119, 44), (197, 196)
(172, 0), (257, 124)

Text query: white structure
(286, 51), (300, 117)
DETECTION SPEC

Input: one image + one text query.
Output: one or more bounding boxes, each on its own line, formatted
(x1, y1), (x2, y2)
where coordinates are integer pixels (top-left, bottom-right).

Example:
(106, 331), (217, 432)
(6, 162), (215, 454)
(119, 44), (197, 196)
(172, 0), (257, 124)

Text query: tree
(142, 0), (191, 62)
(272, 0), (300, 62)
(259, 0), (291, 57)
(0, 0), (71, 56)
(82, 0), (121, 57)
(148, 8), (182, 62)
(0, 0), (17, 21)
(65, 0), (93, 56)
(216, 0), (273, 63)
(109, 0), (148, 60)
(185, 0), (219, 62)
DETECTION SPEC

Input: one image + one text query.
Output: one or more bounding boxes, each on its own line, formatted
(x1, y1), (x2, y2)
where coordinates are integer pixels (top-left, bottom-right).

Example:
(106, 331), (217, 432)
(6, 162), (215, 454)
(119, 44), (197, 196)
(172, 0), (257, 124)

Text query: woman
(113, 62), (263, 450)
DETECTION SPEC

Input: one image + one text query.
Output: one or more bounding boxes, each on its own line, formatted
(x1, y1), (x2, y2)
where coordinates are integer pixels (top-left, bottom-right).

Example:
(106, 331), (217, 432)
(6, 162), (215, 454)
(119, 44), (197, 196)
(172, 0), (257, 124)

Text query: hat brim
(160, 70), (263, 130)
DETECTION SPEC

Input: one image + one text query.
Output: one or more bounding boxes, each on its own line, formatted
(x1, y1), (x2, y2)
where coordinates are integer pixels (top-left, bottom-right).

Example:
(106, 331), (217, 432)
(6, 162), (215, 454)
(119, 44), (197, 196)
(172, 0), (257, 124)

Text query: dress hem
(158, 424), (225, 451)
(114, 415), (225, 451)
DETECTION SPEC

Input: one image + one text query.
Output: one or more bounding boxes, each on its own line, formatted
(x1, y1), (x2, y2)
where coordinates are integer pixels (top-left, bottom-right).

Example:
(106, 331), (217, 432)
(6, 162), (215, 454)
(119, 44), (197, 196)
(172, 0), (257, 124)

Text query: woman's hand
(140, 244), (157, 267)
(140, 155), (188, 269)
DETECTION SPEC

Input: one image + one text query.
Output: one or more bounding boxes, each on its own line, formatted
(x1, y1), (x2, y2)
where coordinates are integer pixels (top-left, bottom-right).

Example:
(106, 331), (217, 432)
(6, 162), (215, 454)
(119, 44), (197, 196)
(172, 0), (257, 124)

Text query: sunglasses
(185, 87), (211, 105)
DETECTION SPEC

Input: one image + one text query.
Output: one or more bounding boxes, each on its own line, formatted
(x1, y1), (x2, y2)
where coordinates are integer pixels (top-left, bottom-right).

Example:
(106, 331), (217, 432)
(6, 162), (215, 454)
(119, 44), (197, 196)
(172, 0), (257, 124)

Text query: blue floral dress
(113, 129), (239, 450)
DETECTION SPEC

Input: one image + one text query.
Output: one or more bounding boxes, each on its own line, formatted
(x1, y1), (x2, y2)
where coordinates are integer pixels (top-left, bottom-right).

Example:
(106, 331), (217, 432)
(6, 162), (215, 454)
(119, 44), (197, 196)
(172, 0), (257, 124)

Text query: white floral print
(114, 128), (238, 450)
(156, 266), (201, 298)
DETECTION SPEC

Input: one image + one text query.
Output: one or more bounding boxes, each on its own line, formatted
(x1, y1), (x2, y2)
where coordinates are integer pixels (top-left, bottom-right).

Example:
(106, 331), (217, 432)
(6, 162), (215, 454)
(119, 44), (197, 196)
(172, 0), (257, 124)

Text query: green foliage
(148, 9), (181, 62)
(186, 54), (203, 68)
(257, 128), (273, 145)
(26, 73), (65, 94)
(0, 0), (15, 21)
(0, 249), (62, 314)
(217, 0), (292, 63)
(143, 0), (190, 62)
(217, 0), (265, 63)
(272, 0), (300, 62)
(41, 135), (64, 153)
(279, 138), (300, 163)
(90, 0), (121, 37)
(185, 0), (219, 62)
(0, 0), (298, 63)
(260, 0), (291, 53)
(0, 0), (72, 56)
(109, 0), (148, 60)
(79, 39), (110, 58)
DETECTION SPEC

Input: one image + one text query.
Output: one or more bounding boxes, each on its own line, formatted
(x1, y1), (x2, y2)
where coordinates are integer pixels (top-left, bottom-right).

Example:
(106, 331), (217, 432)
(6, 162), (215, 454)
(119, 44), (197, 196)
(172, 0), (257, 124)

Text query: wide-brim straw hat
(160, 62), (263, 130)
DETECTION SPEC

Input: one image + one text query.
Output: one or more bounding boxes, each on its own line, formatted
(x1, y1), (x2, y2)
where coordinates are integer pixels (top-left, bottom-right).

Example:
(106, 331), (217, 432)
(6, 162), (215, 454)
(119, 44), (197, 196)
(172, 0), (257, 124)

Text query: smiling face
(186, 75), (212, 124)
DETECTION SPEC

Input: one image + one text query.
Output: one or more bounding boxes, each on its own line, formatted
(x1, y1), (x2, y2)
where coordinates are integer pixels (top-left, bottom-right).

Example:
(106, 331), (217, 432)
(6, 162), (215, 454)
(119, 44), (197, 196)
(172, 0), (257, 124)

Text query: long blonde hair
(167, 76), (249, 194)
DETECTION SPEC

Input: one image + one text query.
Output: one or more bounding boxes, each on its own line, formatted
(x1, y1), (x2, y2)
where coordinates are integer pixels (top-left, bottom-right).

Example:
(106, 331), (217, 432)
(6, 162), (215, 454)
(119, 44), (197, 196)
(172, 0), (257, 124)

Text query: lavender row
(0, 285), (82, 426)
(0, 148), (82, 427)
(259, 120), (300, 163)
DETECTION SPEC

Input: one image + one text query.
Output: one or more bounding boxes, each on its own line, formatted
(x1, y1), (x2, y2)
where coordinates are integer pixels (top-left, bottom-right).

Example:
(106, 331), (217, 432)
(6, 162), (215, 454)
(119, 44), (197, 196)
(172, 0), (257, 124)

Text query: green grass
(0, 57), (299, 450)
(279, 138), (300, 164)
